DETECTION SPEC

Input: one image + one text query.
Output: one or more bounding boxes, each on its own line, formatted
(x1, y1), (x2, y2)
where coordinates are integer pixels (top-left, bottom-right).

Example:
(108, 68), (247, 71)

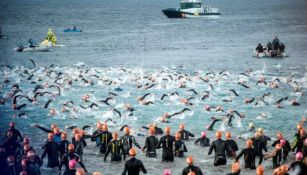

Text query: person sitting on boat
(272, 36), (280, 51)
(256, 44), (264, 53)
(73, 25), (76, 31)
(28, 38), (37, 48)
(279, 42), (285, 52)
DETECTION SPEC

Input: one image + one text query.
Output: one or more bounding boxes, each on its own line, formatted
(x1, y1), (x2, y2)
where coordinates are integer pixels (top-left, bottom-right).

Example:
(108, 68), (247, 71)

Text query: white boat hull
(14, 42), (52, 52)
(253, 50), (288, 58)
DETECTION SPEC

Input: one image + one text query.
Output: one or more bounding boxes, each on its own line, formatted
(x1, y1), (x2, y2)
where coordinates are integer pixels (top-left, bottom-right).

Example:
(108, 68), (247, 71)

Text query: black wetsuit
(226, 139), (238, 157)
(26, 157), (43, 175)
(272, 150), (282, 168)
(173, 140), (187, 157)
(182, 165), (203, 175)
(104, 140), (125, 161)
(121, 134), (141, 155)
(143, 135), (158, 158)
(92, 131), (112, 154)
(157, 135), (175, 162)
(261, 135), (271, 149)
(272, 38), (280, 50)
(235, 148), (256, 169)
(179, 130), (195, 140)
(225, 171), (240, 175)
(41, 140), (60, 168)
(2, 138), (21, 156)
(287, 161), (307, 175)
(272, 139), (291, 161)
(59, 152), (87, 174)
(122, 157), (147, 175)
(6, 127), (23, 142)
(59, 140), (70, 158)
(72, 140), (84, 160)
(194, 137), (210, 147)
(292, 135), (306, 153)
(154, 127), (163, 135)
(251, 137), (267, 165)
(208, 139), (232, 166)
(91, 129), (101, 146)
(4, 163), (18, 175)
(256, 45), (264, 53)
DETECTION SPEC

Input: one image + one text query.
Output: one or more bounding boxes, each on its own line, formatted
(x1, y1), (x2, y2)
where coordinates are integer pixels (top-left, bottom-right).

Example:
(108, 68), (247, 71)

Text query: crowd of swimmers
(1, 119), (307, 175)
(255, 36), (286, 57)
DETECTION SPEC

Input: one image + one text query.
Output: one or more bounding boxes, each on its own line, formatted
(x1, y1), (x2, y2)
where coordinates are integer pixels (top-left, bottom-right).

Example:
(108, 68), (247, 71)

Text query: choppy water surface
(0, 0), (307, 174)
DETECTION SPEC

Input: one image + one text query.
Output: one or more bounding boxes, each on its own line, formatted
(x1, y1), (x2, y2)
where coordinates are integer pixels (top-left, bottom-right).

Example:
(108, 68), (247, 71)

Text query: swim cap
(246, 139), (253, 148)
(187, 172), (196, 175)
(280, 164), (288, 174)
(231, 161), (240, 173)
(186, 156), (193, 165)
(149, 127), (155, 134)
(124, 127), (130, 134)
(112, 132), (118, 139)
(92, 172), (102, 175)
(297, 123), (302, 130)
(248, 122), (254, 128)
(225, 131), (231, 139)
(179, 124), (185, 130)
(163, 169), (171, 175)
(296, 152), (303, 160)
(102, 124), (108, 131)
(69, 159), (77, 169)
(256, 165), (264, 175)
(215, 131), (222, 139)
(201, 131), (206, 137)
(129, 148), (137, 156)
(279, 139), (286, 146)
(9, 122), (15, 127)
(175, 132), (181, 140)
(277, 132), (283, 139)
(257, 128), (264, 134)
(165, 127), (171, 134)
(68, 144), (75, 152)
(76, 168), (85, 175)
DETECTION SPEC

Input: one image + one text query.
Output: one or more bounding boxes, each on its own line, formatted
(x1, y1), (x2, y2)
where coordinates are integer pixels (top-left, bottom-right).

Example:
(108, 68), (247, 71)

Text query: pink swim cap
(296, 152), (303, 160)
(280, 139), (286, 146)
(69, 159), (77, 169)
(201, 131), (206, 137)
(163, 169), (171, 175)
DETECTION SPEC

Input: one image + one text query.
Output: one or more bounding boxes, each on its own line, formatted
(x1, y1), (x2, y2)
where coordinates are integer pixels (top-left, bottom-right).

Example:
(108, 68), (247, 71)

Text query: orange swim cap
(165, 127), (171, 134)
(149, 127), (155, 135)
(275, 143), (282, 150)
(215, 131), (222, 139)
(225, 131), (231, 139)
(187, 172), (196, 175)
(175, 132), (181, 140)
(129, 148), (137, 156)
(179, 124), (185, 130)
(246, 139), (253, 148)
(256, 165), (264, 175)
(231, 161), (240, 173)
(186, 156), (193, 165)
(124, 127), (130, 134)
(68, 144), (75, 152)
(102, 124), (108, 131)
(112, 132), (118, 139)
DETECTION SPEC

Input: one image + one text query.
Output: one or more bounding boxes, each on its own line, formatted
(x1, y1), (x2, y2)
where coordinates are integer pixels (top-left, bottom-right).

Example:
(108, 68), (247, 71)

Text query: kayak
(64, 29), (82, 32)
(14, 41), (52, 52)
(253, 50), (288, 58)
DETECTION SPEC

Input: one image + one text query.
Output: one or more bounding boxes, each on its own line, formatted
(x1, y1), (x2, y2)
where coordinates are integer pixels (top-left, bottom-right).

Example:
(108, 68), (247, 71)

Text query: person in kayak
(142, 127), (159, 158)
(208, 131), (234, 166)
(157, 127), (175, 162)
(122, 148), (147, 175)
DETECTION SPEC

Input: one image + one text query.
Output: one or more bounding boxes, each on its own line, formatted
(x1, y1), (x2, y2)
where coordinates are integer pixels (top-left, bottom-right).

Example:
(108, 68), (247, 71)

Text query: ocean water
(0, 0), (307, 174)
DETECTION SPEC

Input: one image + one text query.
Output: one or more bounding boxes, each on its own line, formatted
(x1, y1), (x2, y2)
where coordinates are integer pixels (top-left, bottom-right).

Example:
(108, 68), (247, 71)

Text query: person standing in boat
(272, 36), (280, 51)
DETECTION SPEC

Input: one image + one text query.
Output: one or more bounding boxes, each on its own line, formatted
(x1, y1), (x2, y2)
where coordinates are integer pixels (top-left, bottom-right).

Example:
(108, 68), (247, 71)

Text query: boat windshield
(180, 2), (201, 9)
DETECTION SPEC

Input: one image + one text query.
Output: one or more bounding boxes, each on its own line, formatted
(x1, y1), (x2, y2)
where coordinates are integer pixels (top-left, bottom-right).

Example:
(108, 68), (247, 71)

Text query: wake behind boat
(162, 0), (220, 18)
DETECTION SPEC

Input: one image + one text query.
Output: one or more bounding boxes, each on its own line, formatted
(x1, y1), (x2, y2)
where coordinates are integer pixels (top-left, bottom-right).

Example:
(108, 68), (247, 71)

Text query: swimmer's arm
(194, 138), (201, 144)
(35, 125), (52, 133)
